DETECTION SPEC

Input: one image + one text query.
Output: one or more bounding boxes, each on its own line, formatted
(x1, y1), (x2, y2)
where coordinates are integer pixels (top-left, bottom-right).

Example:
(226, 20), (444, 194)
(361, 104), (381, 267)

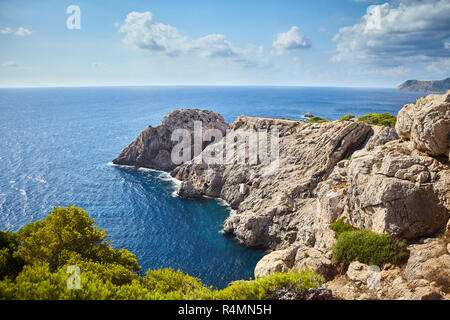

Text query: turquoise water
(0, 86), (425, 288)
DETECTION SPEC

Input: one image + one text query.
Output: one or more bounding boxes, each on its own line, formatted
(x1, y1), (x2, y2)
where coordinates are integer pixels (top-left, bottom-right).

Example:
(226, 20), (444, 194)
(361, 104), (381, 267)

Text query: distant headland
(398, 77), (450, 92)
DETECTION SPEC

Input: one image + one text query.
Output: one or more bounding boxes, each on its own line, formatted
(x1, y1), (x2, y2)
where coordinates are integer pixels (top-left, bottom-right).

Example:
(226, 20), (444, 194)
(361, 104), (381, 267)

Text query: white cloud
(272, 26), (311, 54)
(1, 27), (32, 36)
(119, 11), (270, 69)
(0, 27), (13, 35)
(2, 61), (20, 68)
(119, 12), (187, 55)
(332, 0), (450, 66)
(14, 27), (32, 36)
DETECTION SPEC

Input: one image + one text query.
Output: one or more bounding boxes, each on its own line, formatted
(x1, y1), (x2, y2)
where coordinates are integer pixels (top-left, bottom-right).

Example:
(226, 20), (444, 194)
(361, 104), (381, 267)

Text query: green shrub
(0, 206), (325, 300)
(330, 217), (355, 236)
(211, 270), (324, 300)
(332, 229), (408, 266)
(340, 114), (355, 121)
(357, 113), (396, 128)
(0, 231), (25, 280)
(305, 116), (330, 123)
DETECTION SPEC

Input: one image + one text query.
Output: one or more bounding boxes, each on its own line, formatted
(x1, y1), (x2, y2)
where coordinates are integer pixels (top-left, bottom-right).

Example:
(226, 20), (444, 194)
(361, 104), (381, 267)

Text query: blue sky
(0, 0), (449, 88)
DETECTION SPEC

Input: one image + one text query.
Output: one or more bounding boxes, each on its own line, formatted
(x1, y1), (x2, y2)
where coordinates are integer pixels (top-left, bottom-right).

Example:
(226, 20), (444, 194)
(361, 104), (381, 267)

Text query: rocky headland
(398, 77), (450, 93)
(115, 91), (450, 300)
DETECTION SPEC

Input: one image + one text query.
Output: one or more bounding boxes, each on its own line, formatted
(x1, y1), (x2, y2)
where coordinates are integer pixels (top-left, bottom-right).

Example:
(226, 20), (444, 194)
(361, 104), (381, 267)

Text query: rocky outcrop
(113, 109), (227, 170)
(316, 141), (449, 240)
(172, 118), (373, 248)
(116, 91), (450, 300)
(327, 236), (450, 300)
(254, 244), (337, 281)
(397, 77), (450, 93)
(396, 90), (450, 158)
(273, 286), (337, 300)
(366, 126), (399, 149)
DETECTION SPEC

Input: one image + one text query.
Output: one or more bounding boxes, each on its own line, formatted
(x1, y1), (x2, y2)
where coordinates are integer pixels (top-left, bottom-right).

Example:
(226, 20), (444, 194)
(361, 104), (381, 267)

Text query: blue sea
(0, 86), (425, 288)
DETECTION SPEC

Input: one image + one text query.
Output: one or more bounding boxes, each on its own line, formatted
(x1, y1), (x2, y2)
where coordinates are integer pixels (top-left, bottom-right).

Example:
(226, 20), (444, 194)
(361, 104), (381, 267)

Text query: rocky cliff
(113, 109), (227, 170)
(115, 90), (450, 300)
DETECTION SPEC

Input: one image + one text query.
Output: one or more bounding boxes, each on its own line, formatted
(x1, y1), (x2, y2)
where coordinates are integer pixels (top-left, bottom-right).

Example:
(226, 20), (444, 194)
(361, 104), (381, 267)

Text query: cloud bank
(332, 0), (450, 66)
(119, 11), (270, 69)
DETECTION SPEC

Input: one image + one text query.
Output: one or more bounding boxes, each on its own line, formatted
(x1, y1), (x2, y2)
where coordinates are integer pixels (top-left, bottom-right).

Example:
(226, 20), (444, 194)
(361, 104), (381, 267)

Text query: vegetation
(332, 229), (408, 266)
(357, 113), (396, 128)
(330, 217), (355, 236)
(305, 116), (330, 123)
(340, 114), (355, 121)
(0, 206), (324, 300)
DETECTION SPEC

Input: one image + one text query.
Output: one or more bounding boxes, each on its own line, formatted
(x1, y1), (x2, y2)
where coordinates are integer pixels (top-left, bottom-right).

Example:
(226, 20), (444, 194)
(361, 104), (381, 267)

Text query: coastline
(112, 90), (450, 299)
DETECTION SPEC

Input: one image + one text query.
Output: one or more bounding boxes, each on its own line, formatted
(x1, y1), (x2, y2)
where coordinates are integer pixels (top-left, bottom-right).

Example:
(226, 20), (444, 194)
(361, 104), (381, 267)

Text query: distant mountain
(397, 77), (450, 92)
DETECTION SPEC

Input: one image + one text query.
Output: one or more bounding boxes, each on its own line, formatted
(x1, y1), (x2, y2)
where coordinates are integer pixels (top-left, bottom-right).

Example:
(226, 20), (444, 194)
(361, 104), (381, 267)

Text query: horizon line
(0, 84), (396, 90)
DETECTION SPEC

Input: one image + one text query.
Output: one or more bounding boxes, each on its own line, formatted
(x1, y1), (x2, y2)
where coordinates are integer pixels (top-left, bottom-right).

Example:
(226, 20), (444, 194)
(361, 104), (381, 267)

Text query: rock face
(396, 90), (450, 158)
(113, 109), (227, 170)
(316, 141), (449, 239)
(172, 117), (373, 248)
(116, 91), (450, 300)
(366, 126), (399, 149)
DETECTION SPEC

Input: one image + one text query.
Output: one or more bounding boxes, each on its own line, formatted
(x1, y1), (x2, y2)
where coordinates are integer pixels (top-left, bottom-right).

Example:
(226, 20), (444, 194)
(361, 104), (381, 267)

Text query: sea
(0, 86), (425, 288)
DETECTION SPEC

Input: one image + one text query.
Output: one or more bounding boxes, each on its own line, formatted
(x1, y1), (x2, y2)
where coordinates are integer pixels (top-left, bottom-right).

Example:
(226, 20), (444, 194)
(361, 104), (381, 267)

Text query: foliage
(357, 113), (396, 128)
(15, 206), (140, 273)
(0, 231), (24, 280)
(210, 270), (325, 300)
(330, 217), (355, 236)
(305, 116), (330, 123)
(332, 229), (408, 266)
(0, 206), (324, 300)
(340, 114), (355, 121)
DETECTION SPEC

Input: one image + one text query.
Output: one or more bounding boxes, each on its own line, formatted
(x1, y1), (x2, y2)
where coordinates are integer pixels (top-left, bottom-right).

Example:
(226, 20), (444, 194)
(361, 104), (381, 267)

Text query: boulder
(254, 245), (337, 281)
(366, 126), (399, 149)
(317, 141), (449, 240)
(396, 90), (450, 157)
(404, 239), (443, 281)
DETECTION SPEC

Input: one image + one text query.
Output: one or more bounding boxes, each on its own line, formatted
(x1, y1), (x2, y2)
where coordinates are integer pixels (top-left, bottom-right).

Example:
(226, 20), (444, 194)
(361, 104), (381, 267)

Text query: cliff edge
(114, 91), (450, 300)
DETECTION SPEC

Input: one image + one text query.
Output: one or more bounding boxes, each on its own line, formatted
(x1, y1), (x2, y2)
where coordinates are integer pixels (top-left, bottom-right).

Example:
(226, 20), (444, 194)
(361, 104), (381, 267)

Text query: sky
(0, 0), (449, 88)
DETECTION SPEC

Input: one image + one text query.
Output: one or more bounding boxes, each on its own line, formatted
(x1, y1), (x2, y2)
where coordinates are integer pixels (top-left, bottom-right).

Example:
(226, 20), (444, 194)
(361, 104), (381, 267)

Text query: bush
(305, 116), (330, 123)
(330, 217), (355, 236)
(0, 206), (325, 300)
(357, 113), (396, 128)
(332, 229), (408, 266)
(211, 270), (325, 300)
(340, 114), (355, 121)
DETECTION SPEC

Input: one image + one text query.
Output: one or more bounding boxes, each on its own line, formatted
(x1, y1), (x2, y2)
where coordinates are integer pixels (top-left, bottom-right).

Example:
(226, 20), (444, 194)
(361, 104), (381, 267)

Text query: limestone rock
(113, 109), (227, 170)
(419, 254), (450, 293)
(273, 286), (337, 300)
(254, 245), (337, 281)
(396, 90), (450, 157)
(404, 239), (443, 281)
(366, 126), (399, 149)
(254, 246), (298, 277)
(317, 141), (449, 240)
(173, 118), (372, 248)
